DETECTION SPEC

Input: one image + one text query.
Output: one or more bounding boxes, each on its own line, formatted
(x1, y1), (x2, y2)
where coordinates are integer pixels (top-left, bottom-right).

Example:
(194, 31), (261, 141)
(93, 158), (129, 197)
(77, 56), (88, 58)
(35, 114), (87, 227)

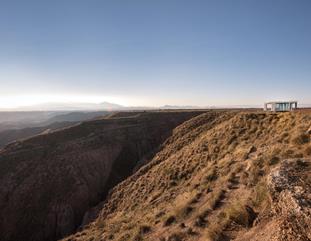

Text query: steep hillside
(0, 111), (109, 132)
(0, 111), (110, 148)
(0, 121), (77, 148)
(0, 111), (204, 241)
(63, 111), (311, 241)
(41, 111), (109, 124)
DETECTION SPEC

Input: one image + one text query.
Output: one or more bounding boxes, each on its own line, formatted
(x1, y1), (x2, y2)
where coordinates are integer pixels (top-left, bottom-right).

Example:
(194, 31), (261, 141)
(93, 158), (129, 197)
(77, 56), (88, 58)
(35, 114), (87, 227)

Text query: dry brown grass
(209, 188), (226, 210)
(252, 181), (269, 208)
(224, 204), (250, 226)
(205, 198), (256, 241)
(64, 110), (311, 241)
(167, 232), (186, 241)
(291, 132), (310, 145)
(247, 161), (264, 186)
(204, 166), (218, 183)
(163, 215), (176, 226)
(205, 221), (226, 241)
(304, 145), (311, 156)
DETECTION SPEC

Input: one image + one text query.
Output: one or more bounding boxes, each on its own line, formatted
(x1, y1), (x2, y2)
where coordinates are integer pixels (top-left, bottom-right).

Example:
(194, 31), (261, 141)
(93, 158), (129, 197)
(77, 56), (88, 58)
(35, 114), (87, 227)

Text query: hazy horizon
(1, 101), (311, 112)
(1, 0), (311, 109)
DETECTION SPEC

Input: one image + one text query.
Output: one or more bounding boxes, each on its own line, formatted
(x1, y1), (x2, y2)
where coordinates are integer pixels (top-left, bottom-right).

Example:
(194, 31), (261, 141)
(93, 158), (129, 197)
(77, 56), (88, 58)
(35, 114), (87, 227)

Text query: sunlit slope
(64, 111), (311, 241)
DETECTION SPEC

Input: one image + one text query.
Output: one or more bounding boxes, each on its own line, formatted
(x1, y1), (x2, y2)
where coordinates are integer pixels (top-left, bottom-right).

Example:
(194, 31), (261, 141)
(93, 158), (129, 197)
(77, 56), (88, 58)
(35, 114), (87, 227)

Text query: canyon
(0, 111), (203, 241)
(0, 110), (310, 241)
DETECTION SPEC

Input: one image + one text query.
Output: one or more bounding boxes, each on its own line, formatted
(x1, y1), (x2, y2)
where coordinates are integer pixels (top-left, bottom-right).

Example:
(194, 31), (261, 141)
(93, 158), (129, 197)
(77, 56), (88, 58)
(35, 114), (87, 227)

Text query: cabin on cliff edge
(264, 101), (298, 112)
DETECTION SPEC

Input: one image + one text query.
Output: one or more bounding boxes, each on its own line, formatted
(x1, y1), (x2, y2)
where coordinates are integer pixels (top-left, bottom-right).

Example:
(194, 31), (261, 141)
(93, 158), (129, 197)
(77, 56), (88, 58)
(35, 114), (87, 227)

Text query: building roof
(265, 101), (297, 104)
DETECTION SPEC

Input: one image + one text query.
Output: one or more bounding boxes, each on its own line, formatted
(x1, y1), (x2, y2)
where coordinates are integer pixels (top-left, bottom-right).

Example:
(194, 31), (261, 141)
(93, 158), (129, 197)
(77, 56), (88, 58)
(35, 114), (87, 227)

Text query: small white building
(264, 101), (298, 112)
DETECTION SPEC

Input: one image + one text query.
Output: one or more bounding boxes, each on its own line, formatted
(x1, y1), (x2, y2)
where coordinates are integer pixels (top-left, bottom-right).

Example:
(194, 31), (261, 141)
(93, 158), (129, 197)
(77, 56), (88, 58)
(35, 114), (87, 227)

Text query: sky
(0, 0), (311, 108)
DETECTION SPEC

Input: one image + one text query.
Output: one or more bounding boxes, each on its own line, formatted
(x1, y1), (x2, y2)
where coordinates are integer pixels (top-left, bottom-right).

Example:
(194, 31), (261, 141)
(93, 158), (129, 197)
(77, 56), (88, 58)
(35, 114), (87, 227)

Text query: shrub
(132, 234), (143, 241)
(189, 191), (202, 204)
(163, 215), (176, 226)
(268, 156), (280, 165)
(186, 227), (197, 235)
(167, 232), (185, 241)
(225, 203), (248, 225)
(179, 223), (186, 229)
(139, 225), (151, 234)
(194, 214), (207, 227)
(209, 189), (226, 209)
(204, 167), (218, 183)
(252, 181), (269, 208)
(283, 149), (295, 158)
(174, 204), (195, 220)
(291, 132), (309, 145)
(240, 171), (249, 185)
(205, 221), (226, 241)
(304, 145), (311, 156)
(248, 165), (262, 186)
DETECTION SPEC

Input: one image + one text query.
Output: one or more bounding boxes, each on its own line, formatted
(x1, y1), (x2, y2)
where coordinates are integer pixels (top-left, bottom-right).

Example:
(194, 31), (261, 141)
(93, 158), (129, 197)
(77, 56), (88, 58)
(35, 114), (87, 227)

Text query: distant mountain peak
(0, 102), (125, 111)
(99, 102), (124, 109)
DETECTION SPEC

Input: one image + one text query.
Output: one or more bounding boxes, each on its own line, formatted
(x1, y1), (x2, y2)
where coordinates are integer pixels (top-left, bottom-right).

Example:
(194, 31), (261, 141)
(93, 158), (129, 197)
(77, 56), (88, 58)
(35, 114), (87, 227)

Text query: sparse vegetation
(209, 188), (226, 210)
(252, 181), (269, 208)
(204, 167), (218, 182)
(224, 202), (256, 227)
(268, 156), (280, 165)
(8, 110), (308, 241)
(167, 232), (185, 241)
(205, 220), (227, 241)
(291, 132), (310, 145)
(164, 215), (176, 226)
(304, 145), (311, 156)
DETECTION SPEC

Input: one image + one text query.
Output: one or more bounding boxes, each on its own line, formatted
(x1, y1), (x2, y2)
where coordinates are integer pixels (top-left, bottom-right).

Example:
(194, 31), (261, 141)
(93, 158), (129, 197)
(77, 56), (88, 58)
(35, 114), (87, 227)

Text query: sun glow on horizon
(0, 95), (130, 109)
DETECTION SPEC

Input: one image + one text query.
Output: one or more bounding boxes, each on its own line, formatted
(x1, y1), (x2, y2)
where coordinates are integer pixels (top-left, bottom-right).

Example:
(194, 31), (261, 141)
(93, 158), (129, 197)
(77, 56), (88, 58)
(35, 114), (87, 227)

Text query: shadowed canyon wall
(0, 111), (204, 241)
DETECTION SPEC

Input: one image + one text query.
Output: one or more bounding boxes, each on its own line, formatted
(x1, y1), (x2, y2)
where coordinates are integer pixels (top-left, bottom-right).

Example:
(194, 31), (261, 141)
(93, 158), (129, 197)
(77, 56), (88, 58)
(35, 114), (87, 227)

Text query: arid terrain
(0, 110), (310, 241)
(0, 111), (110, 148)
(0, 111), (203, 241)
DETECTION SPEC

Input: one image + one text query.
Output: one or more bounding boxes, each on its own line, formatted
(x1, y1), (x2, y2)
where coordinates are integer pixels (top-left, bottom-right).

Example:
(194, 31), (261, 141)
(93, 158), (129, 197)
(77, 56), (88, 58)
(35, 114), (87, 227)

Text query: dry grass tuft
(209, 189), (226, 210)
(248, 162), (263, 186)
(163, 215), (176, 226)
(205, 220), (227, 241)
(304, 145), (311, 156)
(205, 200), (257, 241)
(291, 132), (310, 145)
(252, 181), (269, 208)
(167, 232), (186, 241)
(268, 156), (280, 166)
(204, 167), (218, 183)
(224, 203), (256, 227)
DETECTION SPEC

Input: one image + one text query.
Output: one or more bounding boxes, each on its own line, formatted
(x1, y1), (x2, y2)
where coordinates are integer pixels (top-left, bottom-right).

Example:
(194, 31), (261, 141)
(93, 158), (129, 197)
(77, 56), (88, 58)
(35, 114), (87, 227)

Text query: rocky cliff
(0, 111), (203, 241)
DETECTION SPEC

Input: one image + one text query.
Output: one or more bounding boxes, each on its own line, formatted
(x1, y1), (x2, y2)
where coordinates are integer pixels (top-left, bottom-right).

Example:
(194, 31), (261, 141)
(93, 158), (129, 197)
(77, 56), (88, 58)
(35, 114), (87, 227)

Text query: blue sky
(0, 0), (310, 108)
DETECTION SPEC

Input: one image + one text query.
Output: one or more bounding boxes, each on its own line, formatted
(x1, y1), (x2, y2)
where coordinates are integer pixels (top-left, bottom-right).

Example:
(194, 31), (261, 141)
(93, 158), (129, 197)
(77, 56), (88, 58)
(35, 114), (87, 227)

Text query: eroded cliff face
(267, 159), (311, 241)
(235, 158), (311, 241)
(0, 111), (204, 241)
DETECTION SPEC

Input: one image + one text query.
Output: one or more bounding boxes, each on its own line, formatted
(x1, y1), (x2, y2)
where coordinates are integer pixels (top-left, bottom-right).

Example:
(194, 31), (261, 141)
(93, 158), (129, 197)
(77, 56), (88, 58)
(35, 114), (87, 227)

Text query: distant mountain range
(159, 105), (203, 109)
(0, 102), (124, 111)
(1, 101), (310, 112)
(0, 102), (205, 112)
